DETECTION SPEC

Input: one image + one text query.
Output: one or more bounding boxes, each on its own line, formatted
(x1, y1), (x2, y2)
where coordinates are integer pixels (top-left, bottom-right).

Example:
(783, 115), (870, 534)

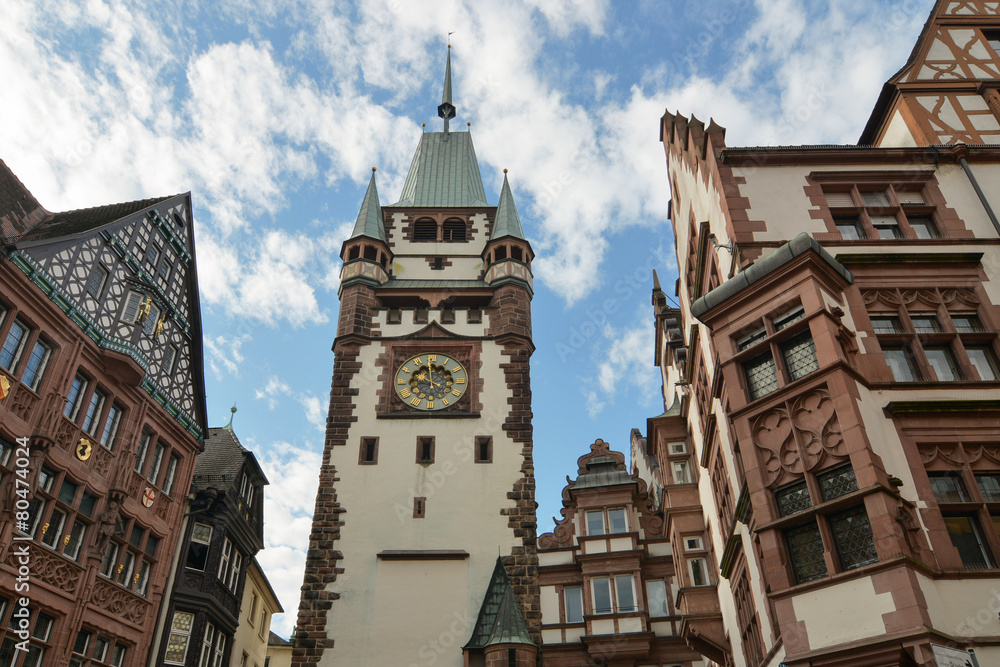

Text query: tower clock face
(394, 353), (468, 411)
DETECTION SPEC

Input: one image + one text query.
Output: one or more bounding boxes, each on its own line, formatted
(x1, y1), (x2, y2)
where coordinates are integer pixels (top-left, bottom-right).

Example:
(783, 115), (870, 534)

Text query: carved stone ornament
(752, 387), (846, 487)
(91, 579), (149, 626)
(4, 546), (82, 594)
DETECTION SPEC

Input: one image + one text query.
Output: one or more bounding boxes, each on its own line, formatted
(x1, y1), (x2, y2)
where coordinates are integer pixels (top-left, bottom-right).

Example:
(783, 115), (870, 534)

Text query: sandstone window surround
(99, 514), (159, 598)
(822, 182), (942, 240)
(921, 443), (1000, 572)
(591, 574), (637, 614)
(735, 304), (819, 402)
(585, 507), (628, 536)
(564, 586), (583, 623)
(0, 602), (56, 667)
(865, 288), (1000, 383)
(14, 463), (98, 565)
(72, 627), (128, 667)
(773, 463), (878, 584)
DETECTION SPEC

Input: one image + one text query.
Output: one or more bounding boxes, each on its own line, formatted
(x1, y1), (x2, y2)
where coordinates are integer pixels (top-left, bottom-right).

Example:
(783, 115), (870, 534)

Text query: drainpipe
(958, 154), (1000, 237)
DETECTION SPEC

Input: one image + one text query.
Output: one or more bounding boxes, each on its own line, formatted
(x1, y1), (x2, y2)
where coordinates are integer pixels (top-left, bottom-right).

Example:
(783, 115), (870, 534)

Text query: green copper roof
(391, 132), (489, 208)
(490, 172), (524, 241)
(349, 170), (386, 242)
(464, 558), (535, 649)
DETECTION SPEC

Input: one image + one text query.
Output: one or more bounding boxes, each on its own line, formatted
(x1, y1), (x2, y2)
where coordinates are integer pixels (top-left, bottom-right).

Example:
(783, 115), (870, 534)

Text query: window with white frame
(688, 558), (709, 587)
(672, 461), (691, 484)
(186, 523), (212, 571)
(200, 622), (226, 667)
(668, 442), (687, 455)
(585, 507), (629, 535)
(218, 538), (242, 593)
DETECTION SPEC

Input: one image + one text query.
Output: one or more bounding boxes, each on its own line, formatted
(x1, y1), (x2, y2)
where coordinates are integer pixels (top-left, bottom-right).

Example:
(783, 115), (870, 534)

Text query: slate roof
(15, 195), (175, 244)
(464, 558), (535, 650)
(268, 631), (293, 647)
(348, 170), (386, 242)
(0, 158), (44, 243)
(391, 132), (489, 208)
(573, 455), (634, 489)
(191, 427), (269, 491)
(490, 172), (525, 241)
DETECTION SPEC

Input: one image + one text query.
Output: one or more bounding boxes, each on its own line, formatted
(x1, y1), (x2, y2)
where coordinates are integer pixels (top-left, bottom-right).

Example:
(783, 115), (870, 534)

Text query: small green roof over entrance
(464, 558), (535, 650)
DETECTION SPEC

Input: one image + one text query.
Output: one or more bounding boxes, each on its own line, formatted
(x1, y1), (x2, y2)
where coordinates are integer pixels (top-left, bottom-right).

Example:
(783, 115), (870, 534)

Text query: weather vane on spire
(438, 34), (456, 133)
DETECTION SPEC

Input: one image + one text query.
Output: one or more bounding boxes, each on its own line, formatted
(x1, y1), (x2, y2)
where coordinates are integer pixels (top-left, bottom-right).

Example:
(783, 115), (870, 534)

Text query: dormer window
(585, 507), (628, 535)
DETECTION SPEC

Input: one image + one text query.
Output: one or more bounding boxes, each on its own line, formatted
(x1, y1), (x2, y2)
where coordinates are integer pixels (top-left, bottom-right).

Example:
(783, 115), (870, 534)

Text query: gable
(7, 195), (208, 440)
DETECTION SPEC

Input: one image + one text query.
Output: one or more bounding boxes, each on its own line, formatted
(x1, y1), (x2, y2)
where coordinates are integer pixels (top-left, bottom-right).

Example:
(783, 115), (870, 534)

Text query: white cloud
(204, 333), (251, 379)
(257, 439), (323, 637)
(255, 376), (293, 409)
(298, 394), (327, 433)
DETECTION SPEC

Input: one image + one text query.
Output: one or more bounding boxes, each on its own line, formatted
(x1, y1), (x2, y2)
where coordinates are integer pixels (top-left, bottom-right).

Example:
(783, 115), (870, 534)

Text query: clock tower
(294, 47), (539, 666)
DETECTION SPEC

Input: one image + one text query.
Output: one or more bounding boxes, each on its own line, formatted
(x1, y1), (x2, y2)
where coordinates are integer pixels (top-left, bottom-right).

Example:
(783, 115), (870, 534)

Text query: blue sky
(1, 0), (930, 637)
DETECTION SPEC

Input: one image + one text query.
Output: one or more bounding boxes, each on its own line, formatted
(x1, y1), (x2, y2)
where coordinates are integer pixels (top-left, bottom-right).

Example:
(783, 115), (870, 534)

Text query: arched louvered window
(363, 245), (378, 260)
(414, 219), (438, 241)
(443, 218), (466, 241)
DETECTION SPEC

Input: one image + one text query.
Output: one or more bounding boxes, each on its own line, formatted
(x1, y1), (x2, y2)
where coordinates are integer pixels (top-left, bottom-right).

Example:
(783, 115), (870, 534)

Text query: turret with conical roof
(339, 168), (392, 294)
(483, 170), (534, 294)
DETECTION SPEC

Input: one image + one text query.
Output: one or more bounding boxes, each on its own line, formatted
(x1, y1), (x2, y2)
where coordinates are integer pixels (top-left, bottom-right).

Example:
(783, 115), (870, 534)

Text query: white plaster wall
(878, 110), (918, 148)
(323, 338), (526, 666)
(392, 256), (486, 281)
(938, 162), (1000, 241)
(540, 586), (560, 624)
(538, 551), (574, 566)
(372, 309), (491, 338)
(791, 577), (896, 650)
(732, 166), (827, 243)
(917, 572), (1000, 637)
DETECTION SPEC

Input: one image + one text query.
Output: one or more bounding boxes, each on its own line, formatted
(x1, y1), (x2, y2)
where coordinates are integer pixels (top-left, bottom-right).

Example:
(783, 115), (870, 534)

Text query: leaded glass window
(21, 339), (50, 391)
(818, 465), (858, 501)
(744, 353), (778, 400)
(910, 314), (941, 333)
(871, 315), (902, 334)
(786, 523), (827, 583)
(775, 481), (811, 517)
(773, 307), (806, 331)
(929, 473), (970, 503)
(831, 506), (878, 570)
(782, 333), (819, 381)
(164, 611), (194, 664)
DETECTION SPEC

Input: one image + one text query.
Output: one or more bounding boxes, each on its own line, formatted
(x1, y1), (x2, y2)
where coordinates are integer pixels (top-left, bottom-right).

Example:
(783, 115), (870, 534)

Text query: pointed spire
(490, 169), (525, 241)
(349, 168), (386, 242)
(438, 44), (456, 133)
(223, 404), (237, 431)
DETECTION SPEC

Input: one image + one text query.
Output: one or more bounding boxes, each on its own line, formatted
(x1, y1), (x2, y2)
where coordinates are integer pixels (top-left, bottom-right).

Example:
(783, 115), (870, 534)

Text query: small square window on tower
(414, 309), (429, 324)
(467, 309), (482, 324)
(359, 437), (379, 465)
(441, 309), (456, 324)
(475, 436), (492, 463)
(387, 309), (402, 325)
(413, 497), (426, 518)
(416, 436), (435, 464)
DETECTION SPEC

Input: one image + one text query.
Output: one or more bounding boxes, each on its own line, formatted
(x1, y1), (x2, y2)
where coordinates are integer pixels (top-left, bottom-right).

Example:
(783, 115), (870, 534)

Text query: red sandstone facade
(0, 161), (208, 666)
(634, 2), (1000, 666)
